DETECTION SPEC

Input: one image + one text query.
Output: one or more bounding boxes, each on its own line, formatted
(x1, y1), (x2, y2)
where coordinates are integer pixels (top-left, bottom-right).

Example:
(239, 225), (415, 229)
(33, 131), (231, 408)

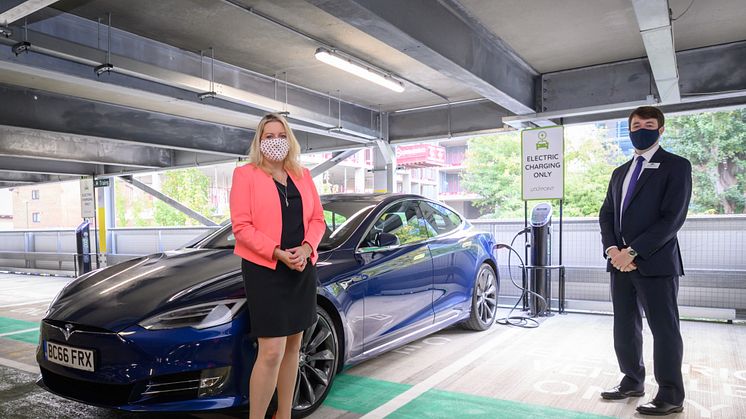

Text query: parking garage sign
(80, 177), (95, 218)
(521, 126), (564, 200)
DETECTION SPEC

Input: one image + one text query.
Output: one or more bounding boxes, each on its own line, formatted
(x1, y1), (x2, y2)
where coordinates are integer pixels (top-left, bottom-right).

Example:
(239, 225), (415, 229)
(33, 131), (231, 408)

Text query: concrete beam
(2, 10), (378, 139)
(0, 81), (373, 156)
(0, 47), (371, 147)
(0, 171), (76, 183)
(0, 0), (57, 25)
(0, 125), (172, 168)
(0, 181), (25, 188)
(310, 0), (537, 114)
(0, 83), (255, 156)
(552, 94), (746, 126)
(389, 100), (511, 142)
(309, 149), (361, 178)
(120, 175), (218, 227)
(0, 155), (99, 176)
(506, 42), (746, 125)
(631, 0), (680, 104)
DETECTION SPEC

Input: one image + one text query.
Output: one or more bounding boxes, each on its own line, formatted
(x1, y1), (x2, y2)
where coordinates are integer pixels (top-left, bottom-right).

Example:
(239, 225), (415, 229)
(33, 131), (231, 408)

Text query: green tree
(461, 128), (621, 218)
(154, 168), (213, 226)
(562, 125), (624, 217)
(114, 178), (155, 227)
(665, 109), (746, 214)
(114, 179), (127, 227)
(461, 132), (523, 217)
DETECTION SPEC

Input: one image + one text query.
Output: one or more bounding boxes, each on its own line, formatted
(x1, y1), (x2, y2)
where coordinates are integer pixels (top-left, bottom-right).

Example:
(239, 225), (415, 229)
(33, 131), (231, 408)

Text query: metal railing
(0, 226), (220, 274)
(471, 215), (746, 318)
(1, 216), (744, 317)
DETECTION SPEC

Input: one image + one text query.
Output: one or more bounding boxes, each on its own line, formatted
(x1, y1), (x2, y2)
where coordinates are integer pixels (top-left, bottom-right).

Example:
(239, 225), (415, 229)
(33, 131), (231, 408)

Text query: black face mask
(629, 128), (660, 150)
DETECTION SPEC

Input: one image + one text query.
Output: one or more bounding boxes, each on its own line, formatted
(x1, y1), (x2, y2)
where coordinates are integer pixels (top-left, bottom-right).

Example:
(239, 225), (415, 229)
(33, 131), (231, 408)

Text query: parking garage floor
(2, 272), (745, 419)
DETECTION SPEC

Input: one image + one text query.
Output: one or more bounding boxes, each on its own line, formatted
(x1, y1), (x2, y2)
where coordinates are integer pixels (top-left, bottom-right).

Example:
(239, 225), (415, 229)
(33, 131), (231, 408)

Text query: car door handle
(339, 274), (367, 290)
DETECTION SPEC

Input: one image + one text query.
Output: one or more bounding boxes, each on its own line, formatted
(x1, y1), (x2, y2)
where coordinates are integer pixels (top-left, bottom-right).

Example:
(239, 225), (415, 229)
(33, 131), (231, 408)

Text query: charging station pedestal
(75, 221), (92, 276)
(528, 204), (552, 316)
(521, 203), (567, 316)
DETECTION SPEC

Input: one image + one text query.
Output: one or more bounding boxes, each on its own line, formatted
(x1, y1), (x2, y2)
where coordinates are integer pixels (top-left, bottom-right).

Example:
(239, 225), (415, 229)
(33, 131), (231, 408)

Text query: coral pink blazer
(230, 163), (325, 269)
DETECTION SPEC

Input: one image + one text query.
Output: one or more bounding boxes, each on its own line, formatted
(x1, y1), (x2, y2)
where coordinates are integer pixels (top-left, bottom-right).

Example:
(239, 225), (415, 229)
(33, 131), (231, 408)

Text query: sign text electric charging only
(521, 126), (565, 200)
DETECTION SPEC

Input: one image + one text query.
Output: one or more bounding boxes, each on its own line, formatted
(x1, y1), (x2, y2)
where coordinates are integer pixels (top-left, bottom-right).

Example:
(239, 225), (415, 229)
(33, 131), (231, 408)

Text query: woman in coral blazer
(229, 113), (325, 419)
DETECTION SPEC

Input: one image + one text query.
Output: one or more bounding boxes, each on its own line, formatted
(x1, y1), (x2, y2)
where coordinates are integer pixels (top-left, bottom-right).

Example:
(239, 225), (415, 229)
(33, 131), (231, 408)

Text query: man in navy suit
(598, 106), (692, 416)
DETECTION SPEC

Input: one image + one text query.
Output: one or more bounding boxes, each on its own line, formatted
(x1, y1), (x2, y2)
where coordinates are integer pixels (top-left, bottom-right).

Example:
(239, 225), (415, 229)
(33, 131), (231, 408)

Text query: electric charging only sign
(521, 126), (564, 200)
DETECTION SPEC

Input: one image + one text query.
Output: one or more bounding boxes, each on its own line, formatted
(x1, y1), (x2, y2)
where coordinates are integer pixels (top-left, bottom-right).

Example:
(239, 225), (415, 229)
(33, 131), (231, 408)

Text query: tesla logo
(63, 324), (74, 341)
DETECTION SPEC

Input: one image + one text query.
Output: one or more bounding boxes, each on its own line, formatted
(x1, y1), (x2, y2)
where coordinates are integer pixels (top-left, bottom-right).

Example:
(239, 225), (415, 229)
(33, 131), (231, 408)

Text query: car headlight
(138, 299), (245, 330)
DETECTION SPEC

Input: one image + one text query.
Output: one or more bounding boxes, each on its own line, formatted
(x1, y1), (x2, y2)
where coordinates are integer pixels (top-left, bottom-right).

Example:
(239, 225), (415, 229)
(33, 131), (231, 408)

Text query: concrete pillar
(373, 113), (395, 193)
(373, 142), (395, 193)
(402, 172), (411, 193)
(354, 167), (365, 193)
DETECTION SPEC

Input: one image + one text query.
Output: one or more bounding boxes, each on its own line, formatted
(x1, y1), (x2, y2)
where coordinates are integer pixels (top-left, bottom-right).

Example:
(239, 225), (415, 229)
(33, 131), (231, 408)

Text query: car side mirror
(376, 232), (399, 247)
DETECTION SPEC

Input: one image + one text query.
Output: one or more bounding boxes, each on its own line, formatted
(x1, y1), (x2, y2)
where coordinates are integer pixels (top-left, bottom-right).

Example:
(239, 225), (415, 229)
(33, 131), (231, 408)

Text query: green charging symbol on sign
(536, 131), (549, 150)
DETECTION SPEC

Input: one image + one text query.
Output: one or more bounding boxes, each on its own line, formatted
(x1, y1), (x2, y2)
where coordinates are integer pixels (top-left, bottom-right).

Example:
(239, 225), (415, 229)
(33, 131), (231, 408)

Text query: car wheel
(463, 263), (498, 331)
(292, 305), (339, 418)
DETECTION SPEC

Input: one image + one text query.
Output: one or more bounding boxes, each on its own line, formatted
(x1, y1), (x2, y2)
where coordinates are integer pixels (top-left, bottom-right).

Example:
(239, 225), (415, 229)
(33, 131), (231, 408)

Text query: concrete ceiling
(0, 0), (745, 188)
(458, 0), (746, 73)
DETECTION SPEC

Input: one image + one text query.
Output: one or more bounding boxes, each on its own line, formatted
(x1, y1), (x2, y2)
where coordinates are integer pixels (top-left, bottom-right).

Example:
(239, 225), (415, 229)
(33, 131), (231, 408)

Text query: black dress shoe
(600, 385), (645, 400)
(636, 400), (684, 416)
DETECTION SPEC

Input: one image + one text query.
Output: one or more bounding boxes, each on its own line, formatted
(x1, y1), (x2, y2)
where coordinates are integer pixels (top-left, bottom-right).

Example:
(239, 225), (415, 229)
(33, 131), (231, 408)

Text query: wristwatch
(627, 247), (638, 258)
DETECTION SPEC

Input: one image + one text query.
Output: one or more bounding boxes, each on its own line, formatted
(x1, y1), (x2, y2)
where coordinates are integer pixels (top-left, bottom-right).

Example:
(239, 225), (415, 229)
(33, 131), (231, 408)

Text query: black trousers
(610, 270), (685, 404)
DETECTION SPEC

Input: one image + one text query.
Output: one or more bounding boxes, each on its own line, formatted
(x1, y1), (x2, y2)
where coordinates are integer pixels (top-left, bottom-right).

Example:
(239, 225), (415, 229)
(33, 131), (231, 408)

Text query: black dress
(241, 176), (318, 337)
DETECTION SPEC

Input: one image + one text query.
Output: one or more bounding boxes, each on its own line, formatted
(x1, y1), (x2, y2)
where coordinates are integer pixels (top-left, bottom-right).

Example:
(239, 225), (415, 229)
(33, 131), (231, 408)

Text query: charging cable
(494, 228), (548, 328)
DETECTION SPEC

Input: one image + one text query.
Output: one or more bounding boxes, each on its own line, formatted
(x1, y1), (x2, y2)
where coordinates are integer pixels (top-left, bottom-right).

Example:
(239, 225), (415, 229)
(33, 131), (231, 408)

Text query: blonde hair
(248, 113), (303, 177)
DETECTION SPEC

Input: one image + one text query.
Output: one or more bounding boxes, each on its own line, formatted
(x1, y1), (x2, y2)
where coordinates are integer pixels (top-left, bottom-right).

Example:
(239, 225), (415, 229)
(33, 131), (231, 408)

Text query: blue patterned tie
(622, 156), (645, 215)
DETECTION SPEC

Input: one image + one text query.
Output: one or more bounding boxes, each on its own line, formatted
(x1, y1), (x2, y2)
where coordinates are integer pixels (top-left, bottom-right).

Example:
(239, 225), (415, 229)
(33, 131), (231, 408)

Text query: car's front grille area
(137, 371), (201, 404)
(40, 367), (135, 406)
(44, 319), (113, 335)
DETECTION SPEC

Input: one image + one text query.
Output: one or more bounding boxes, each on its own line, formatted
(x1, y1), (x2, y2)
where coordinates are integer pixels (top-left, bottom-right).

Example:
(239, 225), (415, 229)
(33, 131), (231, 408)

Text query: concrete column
(373, 113), (395, 192)
(401, 172), (411, 193)
(354, 167), (365, 193)
(373, 142), (395, 193)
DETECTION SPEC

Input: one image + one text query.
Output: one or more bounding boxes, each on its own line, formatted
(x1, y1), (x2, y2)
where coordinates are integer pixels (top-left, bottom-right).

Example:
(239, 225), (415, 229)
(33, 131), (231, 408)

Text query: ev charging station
(75, 220), (92, 276)
(520, 127), (567, 317)
(528, 203), (553, 316)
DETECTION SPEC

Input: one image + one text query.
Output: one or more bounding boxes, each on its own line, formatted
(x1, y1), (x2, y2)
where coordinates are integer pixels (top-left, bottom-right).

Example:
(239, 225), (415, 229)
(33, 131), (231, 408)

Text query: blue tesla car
(37, 194), (499, 417)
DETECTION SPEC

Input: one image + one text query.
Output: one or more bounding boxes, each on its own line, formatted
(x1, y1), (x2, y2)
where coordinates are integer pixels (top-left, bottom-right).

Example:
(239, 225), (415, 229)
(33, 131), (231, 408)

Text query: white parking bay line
(0, 356), (39, 374)
(0, 327), (39, 337)
(0, 300), (52, 308)
(360, 327), (521, 419)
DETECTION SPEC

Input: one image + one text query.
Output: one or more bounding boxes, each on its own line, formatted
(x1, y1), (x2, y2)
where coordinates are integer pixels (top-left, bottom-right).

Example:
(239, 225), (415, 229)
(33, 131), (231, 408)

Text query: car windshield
(196, 198), (377, 251)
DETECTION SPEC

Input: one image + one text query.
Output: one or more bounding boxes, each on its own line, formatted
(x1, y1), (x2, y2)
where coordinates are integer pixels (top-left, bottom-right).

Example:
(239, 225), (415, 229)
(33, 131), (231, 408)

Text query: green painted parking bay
(0, 317), (40, 345)
(324, 373), (613, 418)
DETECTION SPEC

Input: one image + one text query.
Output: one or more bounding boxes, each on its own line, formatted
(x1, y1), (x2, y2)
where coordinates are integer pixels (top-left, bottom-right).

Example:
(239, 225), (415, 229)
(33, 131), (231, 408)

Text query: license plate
(45, 341), (95, 372)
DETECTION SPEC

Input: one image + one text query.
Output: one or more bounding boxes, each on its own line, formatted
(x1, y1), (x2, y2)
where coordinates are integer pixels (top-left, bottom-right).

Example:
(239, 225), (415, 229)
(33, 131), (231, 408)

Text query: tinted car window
(361, 200), (429, 249)
(198, 199), (376, 251)
(419, 201), (462, 237)
(318, 201), (376, 250)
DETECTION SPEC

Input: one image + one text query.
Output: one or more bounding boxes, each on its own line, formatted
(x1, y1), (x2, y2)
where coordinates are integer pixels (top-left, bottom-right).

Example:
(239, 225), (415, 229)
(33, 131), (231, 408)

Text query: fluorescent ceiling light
(315, 48), (405, 93)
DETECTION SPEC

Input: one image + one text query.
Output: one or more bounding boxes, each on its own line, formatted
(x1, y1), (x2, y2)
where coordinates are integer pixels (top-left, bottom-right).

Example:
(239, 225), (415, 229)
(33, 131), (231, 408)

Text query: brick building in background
(0, 189), (12, 230)
(10, 181), (82, 229)
(5, 140), (488, 230)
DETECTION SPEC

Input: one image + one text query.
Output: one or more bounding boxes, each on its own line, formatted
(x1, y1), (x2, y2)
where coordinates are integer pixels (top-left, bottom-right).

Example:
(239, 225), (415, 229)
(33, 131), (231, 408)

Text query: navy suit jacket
(599, 147), (692, 277)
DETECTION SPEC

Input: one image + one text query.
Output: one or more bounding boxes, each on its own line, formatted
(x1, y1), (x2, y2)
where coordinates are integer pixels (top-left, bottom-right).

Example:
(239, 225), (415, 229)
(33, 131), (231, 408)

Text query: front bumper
(35, 317), (255, 411)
